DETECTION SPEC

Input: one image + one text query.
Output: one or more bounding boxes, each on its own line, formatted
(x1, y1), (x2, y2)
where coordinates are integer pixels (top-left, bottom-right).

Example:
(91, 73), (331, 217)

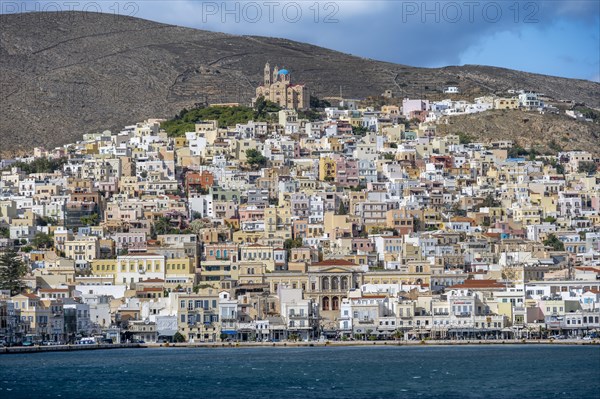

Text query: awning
(221, 330), (237, 335)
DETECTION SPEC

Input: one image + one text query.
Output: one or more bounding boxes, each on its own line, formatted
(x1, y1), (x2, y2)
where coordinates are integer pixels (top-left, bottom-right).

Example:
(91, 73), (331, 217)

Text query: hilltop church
(253, 62), (309, 110)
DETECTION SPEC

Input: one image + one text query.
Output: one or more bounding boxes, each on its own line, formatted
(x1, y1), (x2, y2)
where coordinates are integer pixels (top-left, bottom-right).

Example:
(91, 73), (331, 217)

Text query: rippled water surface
(1, 345), (599, 398)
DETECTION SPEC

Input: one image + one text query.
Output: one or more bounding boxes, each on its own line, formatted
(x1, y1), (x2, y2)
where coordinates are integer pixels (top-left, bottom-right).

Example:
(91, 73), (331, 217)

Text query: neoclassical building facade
(253, 62), (309, 110)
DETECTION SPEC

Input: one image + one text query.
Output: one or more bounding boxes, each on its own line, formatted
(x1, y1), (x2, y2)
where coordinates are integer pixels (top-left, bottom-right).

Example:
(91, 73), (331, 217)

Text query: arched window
(332, 277), (339, 290)
(332, 296), (340, 311)
(322, 296), (330, 311)
(341, 276), (349, 290)
(322, 277), (330, 290)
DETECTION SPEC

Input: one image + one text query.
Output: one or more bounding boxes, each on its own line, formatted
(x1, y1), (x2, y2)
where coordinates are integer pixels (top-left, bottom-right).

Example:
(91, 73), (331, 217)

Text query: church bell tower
(264, 62), (271, 86)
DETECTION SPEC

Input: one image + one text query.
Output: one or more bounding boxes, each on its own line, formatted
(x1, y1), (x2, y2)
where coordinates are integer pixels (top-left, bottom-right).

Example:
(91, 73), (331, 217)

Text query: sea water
(0, 345), (598, 398)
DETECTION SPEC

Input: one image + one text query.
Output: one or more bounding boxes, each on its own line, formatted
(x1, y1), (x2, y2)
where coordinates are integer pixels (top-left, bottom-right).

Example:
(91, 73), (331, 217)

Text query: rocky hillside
(1, 12), (599, 154)
(437, 110), (600, 154)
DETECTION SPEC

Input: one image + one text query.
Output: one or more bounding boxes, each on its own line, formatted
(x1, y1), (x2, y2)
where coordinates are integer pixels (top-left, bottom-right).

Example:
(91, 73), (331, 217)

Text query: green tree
(161, 104), (279, 137)
(283, 237), (303, 251)
(548, 140), (563, 153)
(0, 249), (27, 295)
(3, 157), (67, 174)
(543, 234), (565, 251)
(507, 144), (530, 158)
(80, 213), (99, 226)
(337, 201), (347, 215)
(32, 232), (53, 249)
(173, 332), (186, 343)
(353, 125), (368, 136)
(480, 193), (501, 208)
(450, 202), (466, 217)
(309, 95), (331, 109)
(254, 96), (281, 118)
(458, 132), (473, 144)
(392, 329), (404, 340)
(297, 109), (323, 122)
(153, 217), (172, 237)
(578, 161), (597, 175)
(36, 216), (58, 226)
(245, 149), (267, 169)
(0, 226), (9, 238)
(288, 333), (300, 342)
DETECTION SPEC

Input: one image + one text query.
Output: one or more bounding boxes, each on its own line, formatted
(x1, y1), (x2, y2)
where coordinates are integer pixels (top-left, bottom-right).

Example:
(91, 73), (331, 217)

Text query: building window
(322, 296), (330, 311)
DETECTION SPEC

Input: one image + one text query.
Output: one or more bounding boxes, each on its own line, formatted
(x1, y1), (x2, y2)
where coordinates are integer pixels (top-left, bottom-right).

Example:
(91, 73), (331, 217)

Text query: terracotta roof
(142, 278), (165, 283)
(450, 217), (475, 223)
(575, 267), (600, 272)
(483, 233), (501, 238)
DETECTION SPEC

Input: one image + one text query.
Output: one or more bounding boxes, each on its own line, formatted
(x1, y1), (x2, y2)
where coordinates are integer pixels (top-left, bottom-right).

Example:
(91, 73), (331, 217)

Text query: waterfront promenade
(0, 343), (140, 354)
(3, 339), (598, 354)
(145, 338), (599, 349)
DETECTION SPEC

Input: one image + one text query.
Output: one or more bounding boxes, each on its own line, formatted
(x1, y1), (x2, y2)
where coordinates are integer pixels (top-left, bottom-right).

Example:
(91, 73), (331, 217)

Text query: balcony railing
(358, 319), (375, 324)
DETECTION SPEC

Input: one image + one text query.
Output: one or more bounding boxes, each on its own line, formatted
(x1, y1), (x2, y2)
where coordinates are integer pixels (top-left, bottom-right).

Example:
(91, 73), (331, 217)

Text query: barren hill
(1, 11), (599, 154)
(437, 110), (600, 154)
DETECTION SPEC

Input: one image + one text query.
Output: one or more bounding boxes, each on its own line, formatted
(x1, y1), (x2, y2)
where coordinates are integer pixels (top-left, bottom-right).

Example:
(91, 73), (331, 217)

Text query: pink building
(334, 156), (359, 187)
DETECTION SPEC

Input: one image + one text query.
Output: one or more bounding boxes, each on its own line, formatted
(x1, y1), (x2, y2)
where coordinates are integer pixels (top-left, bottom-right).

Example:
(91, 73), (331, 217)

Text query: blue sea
(1, 345), (599, 398)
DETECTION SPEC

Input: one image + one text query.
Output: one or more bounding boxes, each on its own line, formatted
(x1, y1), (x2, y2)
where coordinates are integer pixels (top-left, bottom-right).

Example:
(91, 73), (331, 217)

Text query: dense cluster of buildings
(401, 90), (561, 123)
(1, 74), (599, 345)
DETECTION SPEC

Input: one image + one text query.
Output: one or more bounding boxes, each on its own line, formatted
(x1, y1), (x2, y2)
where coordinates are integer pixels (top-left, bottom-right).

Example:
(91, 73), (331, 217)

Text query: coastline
(0, 343), (141, 354)
(144, 339), (600, 349)
(2, 339), (598, 354)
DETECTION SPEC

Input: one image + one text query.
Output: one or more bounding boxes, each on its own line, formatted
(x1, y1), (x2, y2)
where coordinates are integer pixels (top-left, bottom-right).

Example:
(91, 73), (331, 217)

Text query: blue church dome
(278, 69), (289, 75)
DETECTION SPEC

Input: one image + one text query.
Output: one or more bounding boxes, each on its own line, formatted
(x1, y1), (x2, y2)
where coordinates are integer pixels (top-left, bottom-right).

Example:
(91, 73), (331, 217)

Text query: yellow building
(64, 236), (99, 263)
(324, 212), (356, 239)
(91, 254), (195, 287)
(494, 97), (519, 110)
(319, 157), (337, 181)
(91, 259), (118, 283)
(240, 244), (276, 272)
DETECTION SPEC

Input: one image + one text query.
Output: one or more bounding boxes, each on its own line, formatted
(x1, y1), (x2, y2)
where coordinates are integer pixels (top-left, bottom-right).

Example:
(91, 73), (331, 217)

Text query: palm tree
(392, 329), (404, 341)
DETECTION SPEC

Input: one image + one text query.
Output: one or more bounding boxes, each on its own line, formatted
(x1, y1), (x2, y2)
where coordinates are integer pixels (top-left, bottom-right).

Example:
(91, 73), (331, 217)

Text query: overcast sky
(7, 0), (600, 81)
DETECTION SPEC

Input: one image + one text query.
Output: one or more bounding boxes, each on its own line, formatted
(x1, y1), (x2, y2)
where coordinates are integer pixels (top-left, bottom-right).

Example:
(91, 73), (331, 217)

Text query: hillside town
(1, 66), (599, 346)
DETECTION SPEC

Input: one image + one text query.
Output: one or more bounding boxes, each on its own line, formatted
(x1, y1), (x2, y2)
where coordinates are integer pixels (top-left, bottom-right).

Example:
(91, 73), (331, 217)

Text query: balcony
(289, 313), (308, 320)
(455, 312), (472, 318)
(358, 319), (375, 324)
